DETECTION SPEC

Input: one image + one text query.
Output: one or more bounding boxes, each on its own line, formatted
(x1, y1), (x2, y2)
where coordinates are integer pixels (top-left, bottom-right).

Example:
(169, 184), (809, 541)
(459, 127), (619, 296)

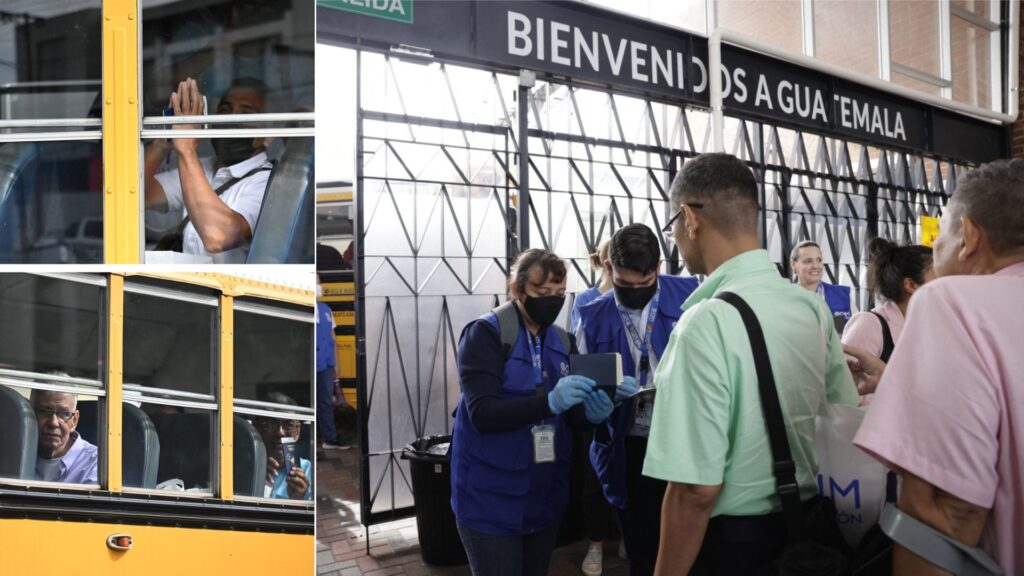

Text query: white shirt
(155, 152), (272, 264)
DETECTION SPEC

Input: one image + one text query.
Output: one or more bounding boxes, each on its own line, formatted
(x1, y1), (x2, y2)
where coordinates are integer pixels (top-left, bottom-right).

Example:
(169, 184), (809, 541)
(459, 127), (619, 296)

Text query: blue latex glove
(548, 375), (595, 415)
(583, 389), (614, 423)
(615, 376), (639, 403)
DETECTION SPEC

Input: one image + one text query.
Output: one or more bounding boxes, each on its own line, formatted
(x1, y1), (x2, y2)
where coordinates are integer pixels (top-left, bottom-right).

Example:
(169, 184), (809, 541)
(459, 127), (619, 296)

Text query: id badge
(635, 389), (656, 428)
(532, 425), (556, 464)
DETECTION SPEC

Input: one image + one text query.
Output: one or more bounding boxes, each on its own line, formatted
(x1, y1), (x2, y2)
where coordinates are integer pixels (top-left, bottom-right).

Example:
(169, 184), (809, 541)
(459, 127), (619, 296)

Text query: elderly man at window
(144, 77), (274, 264)
(32, 390), (98, 484)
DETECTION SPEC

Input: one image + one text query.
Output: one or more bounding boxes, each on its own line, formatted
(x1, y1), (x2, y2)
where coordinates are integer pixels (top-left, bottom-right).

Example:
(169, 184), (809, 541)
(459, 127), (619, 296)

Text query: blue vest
(316, 302), (336, 372)
(820, 282), (852, 320)
(450, 312), (574, 536)
(580, 275), (698, 509)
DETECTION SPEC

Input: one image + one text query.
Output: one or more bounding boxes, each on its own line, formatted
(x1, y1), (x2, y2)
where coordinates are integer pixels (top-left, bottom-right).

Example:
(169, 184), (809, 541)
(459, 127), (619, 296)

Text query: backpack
(492, 301), (570, 360)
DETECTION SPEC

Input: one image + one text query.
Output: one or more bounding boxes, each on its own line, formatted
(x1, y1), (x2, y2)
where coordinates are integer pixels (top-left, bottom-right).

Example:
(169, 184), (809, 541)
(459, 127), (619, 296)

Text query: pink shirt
(854, 261), (1024, 574)
(843, 300), (906, 405)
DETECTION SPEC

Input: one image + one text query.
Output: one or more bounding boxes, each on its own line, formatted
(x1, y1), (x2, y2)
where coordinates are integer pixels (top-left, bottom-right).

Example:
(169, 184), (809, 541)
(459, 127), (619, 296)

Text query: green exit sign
(318, 0), (413, 24)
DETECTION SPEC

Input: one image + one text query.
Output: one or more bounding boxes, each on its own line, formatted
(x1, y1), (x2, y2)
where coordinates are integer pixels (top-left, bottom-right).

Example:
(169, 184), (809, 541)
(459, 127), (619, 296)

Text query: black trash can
(402, 435), (468, 566)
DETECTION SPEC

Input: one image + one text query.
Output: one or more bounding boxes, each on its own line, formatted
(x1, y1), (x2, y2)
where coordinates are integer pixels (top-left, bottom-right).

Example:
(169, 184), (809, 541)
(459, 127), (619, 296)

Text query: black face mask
(614, 281), (658, 310)
(522, 295), (565, 328)
(212, 137), (256, 167)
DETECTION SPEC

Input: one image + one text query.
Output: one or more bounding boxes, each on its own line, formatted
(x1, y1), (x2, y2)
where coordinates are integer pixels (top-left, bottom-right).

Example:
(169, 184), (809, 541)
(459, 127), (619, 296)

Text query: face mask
(614, 281), (658, 310)
(522, 295), (564, 328)
(212, 137), (255, 167)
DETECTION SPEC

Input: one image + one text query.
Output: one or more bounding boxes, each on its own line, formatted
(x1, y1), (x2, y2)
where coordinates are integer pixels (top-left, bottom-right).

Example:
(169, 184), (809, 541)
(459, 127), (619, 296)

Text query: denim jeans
(457, 521), (560, 576)
(316, 367), (338, 443)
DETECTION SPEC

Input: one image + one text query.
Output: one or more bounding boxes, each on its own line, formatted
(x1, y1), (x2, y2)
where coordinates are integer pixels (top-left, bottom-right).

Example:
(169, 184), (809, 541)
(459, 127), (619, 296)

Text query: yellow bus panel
(333, 309), (355, 326)
(321, 282), (354, 302)
(0, 519), (312, 576)
(336, 334), (357, 380)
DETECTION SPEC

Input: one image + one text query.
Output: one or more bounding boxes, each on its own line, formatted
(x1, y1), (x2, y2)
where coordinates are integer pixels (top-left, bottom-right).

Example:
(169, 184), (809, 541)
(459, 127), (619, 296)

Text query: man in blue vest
(576, 224), (699, 576)
(790, 240), (852, 329)
(316, 275), (347, 450)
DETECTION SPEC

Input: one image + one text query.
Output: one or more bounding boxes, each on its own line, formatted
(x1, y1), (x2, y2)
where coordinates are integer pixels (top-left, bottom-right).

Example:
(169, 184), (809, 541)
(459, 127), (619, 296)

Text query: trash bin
(401, 435), (468, 566)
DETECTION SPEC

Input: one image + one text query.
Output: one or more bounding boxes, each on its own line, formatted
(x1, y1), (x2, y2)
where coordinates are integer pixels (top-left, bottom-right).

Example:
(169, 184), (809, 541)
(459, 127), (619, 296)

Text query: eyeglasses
(35, 408), (75, 422)
(661, 202), (705, 233)
(256, 419), (301, 433)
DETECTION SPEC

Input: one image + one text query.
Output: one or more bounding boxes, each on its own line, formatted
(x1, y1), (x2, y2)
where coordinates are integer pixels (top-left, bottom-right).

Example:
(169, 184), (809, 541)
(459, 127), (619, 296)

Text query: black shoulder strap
(869, 311), (895, 363)
(715, 291), (805, 543)
(493, 301), (570, 359)
(175, 164), (272, 235)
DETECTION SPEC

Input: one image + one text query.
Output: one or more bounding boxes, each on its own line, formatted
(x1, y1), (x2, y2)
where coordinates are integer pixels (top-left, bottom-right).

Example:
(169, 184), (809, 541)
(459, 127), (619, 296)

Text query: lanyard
(530, 332), (544, 386)
(618, 292), (659, 388)
(816, 282), (825, 298)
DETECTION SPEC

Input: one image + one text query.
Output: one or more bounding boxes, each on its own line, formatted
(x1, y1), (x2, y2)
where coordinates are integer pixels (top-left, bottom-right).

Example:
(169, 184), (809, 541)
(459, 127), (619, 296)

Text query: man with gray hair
(642, 153), (857, 574)
(31, 389), (98, 484)
(853, 158), (1024, 574)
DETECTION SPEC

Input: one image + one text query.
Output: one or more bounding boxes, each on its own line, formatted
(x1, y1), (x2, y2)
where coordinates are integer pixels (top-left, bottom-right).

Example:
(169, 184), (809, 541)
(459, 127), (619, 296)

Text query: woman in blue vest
(791, 240), (852, 328)
(451, 248), (615, 576)
(570, 239), (612, 333)
(576, 224), (699, 576)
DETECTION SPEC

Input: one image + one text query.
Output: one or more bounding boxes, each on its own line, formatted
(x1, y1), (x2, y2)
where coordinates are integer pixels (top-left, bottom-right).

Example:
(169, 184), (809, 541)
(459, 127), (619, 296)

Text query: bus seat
(0, 386), (39, 479)
(246, 136), (314, 264)
(234, 416), (268, 497)
(123, 403), (160, 489)
(152, 413), (214, 491)
(75, 400), (100, 446)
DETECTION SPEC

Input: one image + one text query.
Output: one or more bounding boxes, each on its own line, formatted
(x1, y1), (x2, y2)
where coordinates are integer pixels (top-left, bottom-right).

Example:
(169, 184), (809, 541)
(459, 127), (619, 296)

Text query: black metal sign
(319, 0), (1007, 163)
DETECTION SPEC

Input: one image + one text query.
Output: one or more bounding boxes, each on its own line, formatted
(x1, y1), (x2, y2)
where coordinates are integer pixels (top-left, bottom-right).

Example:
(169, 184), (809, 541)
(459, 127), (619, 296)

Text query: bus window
(0, 274), (106, 487)
(140, 0), (314, 264)
(123, 282), (218, 493)
(0, 3), (104, 264)
(233, 301), (314, 502)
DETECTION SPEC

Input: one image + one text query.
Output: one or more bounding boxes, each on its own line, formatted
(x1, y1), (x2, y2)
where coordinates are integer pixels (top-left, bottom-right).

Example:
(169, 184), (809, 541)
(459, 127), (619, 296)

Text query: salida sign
(477, 1), (925, 150)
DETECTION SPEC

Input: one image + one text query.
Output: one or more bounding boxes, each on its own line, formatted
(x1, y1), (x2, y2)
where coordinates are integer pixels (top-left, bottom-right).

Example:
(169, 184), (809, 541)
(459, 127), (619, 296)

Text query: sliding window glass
(233, 299), (314, 503)
(0, 2), (103, 263)
(0, 274), (106, 488)
(122, 281), (218, 493)
(140, 0), (314, 264)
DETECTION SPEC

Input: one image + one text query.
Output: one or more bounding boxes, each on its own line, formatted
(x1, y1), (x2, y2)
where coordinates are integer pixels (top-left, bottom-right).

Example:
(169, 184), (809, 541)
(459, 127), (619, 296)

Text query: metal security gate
(352, 49), (973, 526)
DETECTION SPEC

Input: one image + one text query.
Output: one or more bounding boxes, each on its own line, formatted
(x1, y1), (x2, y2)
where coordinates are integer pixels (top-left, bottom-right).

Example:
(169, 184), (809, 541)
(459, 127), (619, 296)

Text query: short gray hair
(30, 389), (78, 411)
(950, 159), (1024, 256)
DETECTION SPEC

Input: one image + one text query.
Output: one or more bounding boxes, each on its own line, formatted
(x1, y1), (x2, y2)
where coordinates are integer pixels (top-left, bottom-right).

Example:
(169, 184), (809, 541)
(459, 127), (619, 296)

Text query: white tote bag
(815, 403), (892, 548)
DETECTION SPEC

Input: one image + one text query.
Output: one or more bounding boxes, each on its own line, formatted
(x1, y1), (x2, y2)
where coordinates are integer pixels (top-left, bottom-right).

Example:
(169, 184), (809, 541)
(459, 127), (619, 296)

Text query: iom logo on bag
(559, 361), (569, 377)
(817, 474), (862, 525)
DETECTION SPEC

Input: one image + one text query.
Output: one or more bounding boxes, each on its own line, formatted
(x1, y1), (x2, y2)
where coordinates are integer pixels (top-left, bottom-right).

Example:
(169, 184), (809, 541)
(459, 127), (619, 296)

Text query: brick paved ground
(315, 412), (628, 576)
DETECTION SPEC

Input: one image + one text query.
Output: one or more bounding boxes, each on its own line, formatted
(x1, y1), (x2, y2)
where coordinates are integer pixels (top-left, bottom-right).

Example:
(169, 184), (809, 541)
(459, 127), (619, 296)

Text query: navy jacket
(450, 309), (580, 536)
(580, 275), (698, 509)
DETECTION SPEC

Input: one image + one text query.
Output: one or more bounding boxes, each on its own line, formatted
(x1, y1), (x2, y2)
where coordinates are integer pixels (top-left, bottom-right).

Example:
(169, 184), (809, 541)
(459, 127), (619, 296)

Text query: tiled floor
(315, 411), (628, 576)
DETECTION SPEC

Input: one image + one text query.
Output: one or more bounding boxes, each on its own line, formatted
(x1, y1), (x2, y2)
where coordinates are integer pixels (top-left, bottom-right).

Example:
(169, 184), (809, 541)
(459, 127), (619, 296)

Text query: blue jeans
(457, 521), (560, 576)
(316, 367), (338, 443)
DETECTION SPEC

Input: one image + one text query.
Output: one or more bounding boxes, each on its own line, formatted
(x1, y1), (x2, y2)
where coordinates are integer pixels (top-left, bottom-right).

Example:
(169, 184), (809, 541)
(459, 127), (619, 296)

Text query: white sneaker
(582, 542), (603, 576)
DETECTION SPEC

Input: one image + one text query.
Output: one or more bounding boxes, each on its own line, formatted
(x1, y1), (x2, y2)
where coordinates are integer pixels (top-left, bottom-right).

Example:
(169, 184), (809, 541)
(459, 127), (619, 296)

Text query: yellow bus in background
(0, 273), (315, 575)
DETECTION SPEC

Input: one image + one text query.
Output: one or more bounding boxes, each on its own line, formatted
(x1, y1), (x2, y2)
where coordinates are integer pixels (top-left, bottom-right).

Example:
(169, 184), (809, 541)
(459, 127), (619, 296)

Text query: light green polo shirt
(643, 249), (858, 517)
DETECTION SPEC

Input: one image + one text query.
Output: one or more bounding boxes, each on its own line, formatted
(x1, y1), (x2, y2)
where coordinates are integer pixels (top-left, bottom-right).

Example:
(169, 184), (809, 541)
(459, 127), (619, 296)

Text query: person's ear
(655, 260), (663, 275)
(902, 277), (920, 298)
(603, 260), (614, 280)
(682, 205), (700, 239)
(958, 216), (982, 263)
(69, 410), (80, 430)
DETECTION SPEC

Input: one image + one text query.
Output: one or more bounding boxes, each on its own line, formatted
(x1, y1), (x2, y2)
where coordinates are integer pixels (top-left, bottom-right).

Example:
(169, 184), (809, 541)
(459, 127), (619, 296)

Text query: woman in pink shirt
(841, 237), (933, 400)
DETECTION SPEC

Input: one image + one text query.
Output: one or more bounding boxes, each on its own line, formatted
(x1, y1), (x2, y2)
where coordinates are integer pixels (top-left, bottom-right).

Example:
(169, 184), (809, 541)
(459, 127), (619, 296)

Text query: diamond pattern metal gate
(354, 50), (975, 525)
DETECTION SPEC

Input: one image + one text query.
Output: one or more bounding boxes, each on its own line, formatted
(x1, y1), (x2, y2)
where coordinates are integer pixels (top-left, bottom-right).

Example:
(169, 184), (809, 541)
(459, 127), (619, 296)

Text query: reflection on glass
(145, 406), (213, 494)
(247, 411), (313, 501)
(0, 274), (104, 379)
(123, 289), (215, 396)
(234, 310), (312, 405)
(0, 1), (102, 120)
(0, 141), (104, 263)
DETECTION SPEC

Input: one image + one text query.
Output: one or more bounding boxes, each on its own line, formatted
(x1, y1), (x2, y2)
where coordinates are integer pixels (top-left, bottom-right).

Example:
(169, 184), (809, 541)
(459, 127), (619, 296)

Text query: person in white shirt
(144, 77), (273, 263)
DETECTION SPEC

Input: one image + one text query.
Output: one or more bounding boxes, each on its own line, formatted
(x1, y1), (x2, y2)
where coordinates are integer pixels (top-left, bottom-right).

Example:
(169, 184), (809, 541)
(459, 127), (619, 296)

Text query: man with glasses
(575, 223), (698, 576)
(31, 389), (98, 484)
(253, 392), (312, 500)
(642, 153), (857, 574)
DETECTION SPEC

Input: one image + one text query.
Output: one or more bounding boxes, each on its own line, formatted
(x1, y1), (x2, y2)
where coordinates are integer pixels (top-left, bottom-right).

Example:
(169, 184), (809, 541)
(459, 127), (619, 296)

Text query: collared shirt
(35, 432), (98, 484)
(854, 261), (1024, 575)
(155, 152), (272, 264)
(643, 249), (857, 516)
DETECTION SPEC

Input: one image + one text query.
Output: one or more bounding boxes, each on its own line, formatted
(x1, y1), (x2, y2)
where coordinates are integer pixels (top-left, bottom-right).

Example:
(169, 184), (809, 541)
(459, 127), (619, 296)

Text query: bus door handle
(107, 533), (133, 552)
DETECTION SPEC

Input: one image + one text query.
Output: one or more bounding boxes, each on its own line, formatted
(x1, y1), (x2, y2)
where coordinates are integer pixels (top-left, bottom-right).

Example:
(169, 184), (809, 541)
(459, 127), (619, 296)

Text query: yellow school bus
(0, 273), (315, 575)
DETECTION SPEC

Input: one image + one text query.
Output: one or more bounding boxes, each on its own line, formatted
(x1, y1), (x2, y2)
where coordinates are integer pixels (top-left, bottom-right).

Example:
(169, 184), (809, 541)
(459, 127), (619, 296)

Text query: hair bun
(867, 236), (896, 263)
